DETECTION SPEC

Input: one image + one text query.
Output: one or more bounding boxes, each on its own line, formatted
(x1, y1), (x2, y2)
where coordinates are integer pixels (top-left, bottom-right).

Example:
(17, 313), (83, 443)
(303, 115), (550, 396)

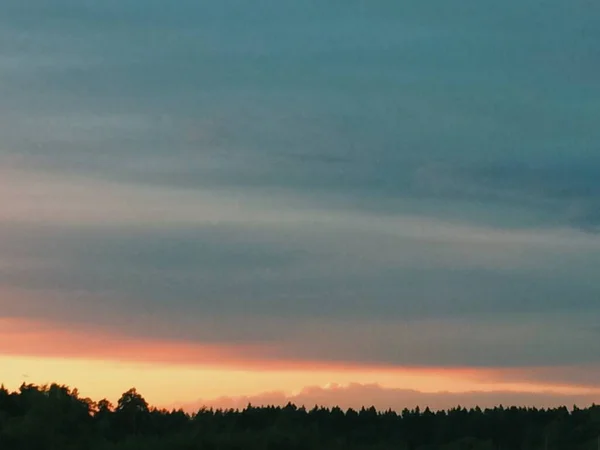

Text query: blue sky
(1, 0), (600, 398)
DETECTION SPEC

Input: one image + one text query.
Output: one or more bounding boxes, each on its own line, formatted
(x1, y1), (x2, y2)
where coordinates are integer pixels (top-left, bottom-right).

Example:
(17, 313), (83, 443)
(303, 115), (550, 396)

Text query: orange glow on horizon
(1, 317), (598, 410)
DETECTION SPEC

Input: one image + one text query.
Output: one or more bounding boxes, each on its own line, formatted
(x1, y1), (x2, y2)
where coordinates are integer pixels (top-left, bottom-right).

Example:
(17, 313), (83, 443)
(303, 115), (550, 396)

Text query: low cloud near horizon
(179, 383), (600, 413)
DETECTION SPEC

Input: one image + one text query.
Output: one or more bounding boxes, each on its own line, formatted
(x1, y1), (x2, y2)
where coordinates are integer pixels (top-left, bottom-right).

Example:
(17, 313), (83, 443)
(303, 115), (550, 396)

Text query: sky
(1, 0), (600, 411)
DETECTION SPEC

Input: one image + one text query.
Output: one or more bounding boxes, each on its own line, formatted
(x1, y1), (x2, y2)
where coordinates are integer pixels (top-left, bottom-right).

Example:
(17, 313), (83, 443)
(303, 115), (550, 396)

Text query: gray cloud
(412, 162), (600, 231)
(2, 0), (598, 216)
(1, 216), (599, 324)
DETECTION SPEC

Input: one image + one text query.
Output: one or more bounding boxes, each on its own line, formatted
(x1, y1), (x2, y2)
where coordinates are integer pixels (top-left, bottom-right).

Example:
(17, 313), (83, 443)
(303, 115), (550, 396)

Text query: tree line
(1, 383), (599, 450)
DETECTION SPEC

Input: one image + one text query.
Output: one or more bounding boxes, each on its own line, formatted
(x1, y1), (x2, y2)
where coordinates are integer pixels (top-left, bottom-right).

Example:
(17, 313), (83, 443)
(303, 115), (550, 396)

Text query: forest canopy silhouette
(1, 383), (599, 450)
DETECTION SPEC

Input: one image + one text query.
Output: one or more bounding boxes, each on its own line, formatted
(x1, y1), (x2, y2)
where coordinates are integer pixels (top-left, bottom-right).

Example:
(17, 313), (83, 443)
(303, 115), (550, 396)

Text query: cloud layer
(1, 0), (599, 400)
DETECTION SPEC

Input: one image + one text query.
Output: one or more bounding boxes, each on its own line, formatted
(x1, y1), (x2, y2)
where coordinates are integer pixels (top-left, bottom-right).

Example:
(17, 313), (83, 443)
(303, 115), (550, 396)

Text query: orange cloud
(0, 317), (482, 375)
(0, 317), (265, 368)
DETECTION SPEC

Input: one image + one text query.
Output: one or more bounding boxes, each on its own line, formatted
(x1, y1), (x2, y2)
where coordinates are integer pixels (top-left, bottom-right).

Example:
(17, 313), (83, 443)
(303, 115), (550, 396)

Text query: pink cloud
(179, 383), (600, 413)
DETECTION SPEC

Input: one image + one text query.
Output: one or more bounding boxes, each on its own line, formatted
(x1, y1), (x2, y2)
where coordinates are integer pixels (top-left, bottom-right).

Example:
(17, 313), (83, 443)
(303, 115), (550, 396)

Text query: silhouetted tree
(114, 388), (150, 437)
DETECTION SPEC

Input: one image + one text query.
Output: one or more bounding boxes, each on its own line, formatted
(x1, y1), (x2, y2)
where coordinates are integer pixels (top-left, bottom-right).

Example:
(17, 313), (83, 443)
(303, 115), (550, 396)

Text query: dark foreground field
(1, 383), (599, 450)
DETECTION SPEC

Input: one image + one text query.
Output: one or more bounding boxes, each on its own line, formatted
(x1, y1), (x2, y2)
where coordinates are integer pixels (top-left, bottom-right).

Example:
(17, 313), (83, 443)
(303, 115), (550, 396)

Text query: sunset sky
(1, 0), (599, 411)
